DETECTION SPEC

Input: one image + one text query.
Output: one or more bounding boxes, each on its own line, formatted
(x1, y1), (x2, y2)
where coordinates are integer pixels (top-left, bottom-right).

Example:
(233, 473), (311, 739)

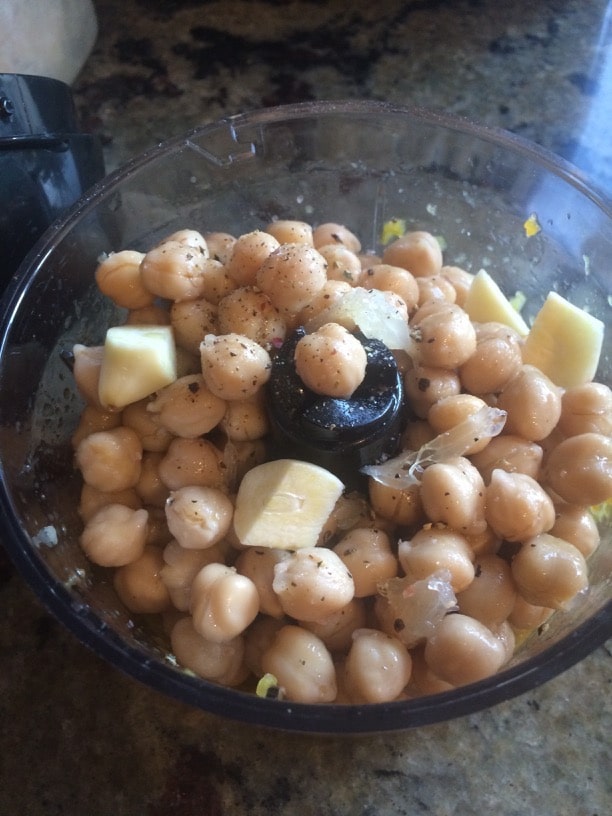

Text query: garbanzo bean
(557, 382), (612, 437)
(440, 265), (473, 307)
(511, 533), (589, 609)
(493, 620), (516, 665)
(400, 418), (436, 451)
(416, 274), (457, 307)
(235, 547), (290, 619)
(419, 456), (487, 536)
(456, 553), (517, 627)
(428, 394), (491, 454)
(243, 616), (287, 678)
(360, 264), (420, 313)
(170, 616), (246, 686)
(199, 258), (237, 305)
(134, 451), (169, 507)
(381, 230), (443, 277)
(160, 539), (228, 612)
(146, 374), (226, 438)
(294, 322), (367, 398)
(410, 298), (453, 325)
(333, 528), (398, 597)
(71, 405), (123, 449)
(550, 504), (600, 558)
(398, 527), (475, 593)
(200, 332), (272, 401)
(190, 562), (260, 643)
(140, 237), (209, 302)
(124, 303), (171, 326)
(496, 365), (562, 441)
(204, 231), (236, 265)
(95, 250), (152, 310)
(459, 322), (523, 395)
(464, 525), (501, 557)
(72, 344), (105, 409)
(317, 492), (376, 545)
(113, 545), (171, 614)
(544, 432), (612, 506)
(176, 347), (201, 378)
(298, 279), (353, 325)
(121, 398), (174, 452)
(413, 303), (476, 369)
(222, 439), (267, 491)
(301, 599), (367, 653)
(163, 229), (209, 250)
(265, 219), (314, 245)
(316, 244), (363, 285)
(344, 628), (412, 704)
(485, 469), (555, 542)
(261, 625), (337, 703)
(507, 594), (554, 631)
(358, 252), (381, 269)
(75, 426), (142, 492)
(367, 477), (424, 527)
(170, 297), (218, 355)
(469, 434), (543, 484)
(312, 222), (361, 253)
(158, 437), (226, 490)
(408, 645), (454, 695)
(256, 242), (328, 318)
(219, 392), (269, 442)
(165, 485), (233, 549)
(217, 286), (286, 349)
(404, 364), (461, 419)
(272, 546), (355, 622)
(80, 503), (148, 567)
(424, 613), (506, 686)
(226, 230), (280, 287)
(78, 483), (142, 523)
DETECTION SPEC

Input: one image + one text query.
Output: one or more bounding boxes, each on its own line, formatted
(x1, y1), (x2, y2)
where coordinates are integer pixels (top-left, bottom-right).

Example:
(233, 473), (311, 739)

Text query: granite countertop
(1, 1), (611, 814)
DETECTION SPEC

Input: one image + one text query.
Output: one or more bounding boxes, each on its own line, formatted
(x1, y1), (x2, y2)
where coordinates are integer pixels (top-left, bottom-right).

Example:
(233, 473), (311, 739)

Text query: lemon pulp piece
(381, 218), (406, 245)
(522, 291), (604, 387)
(523, 213), (542, 237)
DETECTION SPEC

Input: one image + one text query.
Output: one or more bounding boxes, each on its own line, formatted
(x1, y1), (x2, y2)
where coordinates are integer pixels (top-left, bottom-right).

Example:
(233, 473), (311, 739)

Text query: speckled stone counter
(1, 1), (611, 814)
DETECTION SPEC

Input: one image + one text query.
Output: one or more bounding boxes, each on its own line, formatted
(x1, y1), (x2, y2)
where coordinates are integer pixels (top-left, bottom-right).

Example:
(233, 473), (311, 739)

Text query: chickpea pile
(73, 219), (612, 705)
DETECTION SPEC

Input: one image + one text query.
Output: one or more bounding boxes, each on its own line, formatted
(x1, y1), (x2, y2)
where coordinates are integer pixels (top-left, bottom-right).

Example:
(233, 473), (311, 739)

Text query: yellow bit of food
(523, 213), (541, 237)
(381, 218), (406, 245)
(509, 290), (527, 313)
(98, 325), (177, 409)
(464, 269), (530, 336)
(522, 291), (604, 387)
(591, 498), (612, 525)
(435, 234), (448, 252)
(233, 459), (344, 550)
(256, 673), (283, 699)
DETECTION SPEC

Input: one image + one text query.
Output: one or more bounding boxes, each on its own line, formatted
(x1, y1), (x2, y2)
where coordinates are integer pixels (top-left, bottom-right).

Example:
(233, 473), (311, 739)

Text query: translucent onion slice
(362, 406), (507, 488)
(377, 570), (457, 648)
(304, 287), (414, 352)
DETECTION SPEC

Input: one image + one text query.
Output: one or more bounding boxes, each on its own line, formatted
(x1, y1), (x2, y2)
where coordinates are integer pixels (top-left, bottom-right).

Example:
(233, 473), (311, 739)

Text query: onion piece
(362, 406), (507, 488)
(377, 569), (457, 647)
(304, 287), (414, 353)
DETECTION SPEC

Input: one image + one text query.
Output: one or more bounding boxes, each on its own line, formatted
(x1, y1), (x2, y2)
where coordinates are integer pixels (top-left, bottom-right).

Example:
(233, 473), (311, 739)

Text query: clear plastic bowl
(0, 100), (610, 733)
